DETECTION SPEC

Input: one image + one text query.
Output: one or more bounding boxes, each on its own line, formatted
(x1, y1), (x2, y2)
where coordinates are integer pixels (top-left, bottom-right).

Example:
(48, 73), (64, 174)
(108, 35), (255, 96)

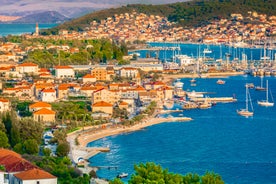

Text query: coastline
(66, 116), (192, 171)
(78, 116), (192, 147)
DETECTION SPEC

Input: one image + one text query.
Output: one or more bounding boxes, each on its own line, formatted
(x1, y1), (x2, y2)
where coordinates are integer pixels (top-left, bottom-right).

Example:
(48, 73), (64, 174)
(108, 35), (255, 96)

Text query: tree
(0, 130), (10, 148)
(17, 118), (44, 144)
(56, 142), (70, 157)
(43, 148), (52, 157)
(24, 139), (39, 155)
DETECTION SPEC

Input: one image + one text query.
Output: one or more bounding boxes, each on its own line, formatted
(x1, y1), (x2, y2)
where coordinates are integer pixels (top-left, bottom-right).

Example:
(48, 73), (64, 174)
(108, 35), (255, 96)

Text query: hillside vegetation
(42, 0), (276, 35)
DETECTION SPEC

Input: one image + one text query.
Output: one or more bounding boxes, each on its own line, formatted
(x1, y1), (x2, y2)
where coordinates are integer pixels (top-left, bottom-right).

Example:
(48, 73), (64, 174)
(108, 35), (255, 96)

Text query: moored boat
(257, 80), (274, 107)
(117, 172), (128, 178)
(216, 79), (225, 85)
(237, 85), (253, 117)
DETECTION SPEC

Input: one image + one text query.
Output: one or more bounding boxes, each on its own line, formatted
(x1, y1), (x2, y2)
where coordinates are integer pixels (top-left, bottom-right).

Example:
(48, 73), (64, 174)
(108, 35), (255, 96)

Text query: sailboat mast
(246, 86), (248, 111)
(266, 80), (268, 102)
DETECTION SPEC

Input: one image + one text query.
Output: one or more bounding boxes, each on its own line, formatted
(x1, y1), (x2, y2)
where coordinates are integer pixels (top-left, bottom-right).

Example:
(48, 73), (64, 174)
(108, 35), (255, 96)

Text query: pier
(190, 97), (237, 103)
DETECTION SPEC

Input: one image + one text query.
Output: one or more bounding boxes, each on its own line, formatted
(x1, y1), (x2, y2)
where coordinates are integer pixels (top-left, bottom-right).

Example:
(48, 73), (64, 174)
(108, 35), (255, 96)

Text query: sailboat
(255, 77), (266, 91)
(237, 85), (254, 116)
(257, 80), (274, 107)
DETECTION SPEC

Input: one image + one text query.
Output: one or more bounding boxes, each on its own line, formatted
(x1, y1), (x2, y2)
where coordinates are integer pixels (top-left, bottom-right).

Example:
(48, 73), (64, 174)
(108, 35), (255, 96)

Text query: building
(33, 108), (56, 123)
(16, 63), (39, 74)
(91, 67), (107, 81)
(54, 66), (75, 79)
(29, 102), (52, 112)
(0, 149), (57, 184)
(92, 101), (113, 115)
(0, 98), (10, 112)
(82, 74), (96, 83)
(13, 168), (57, 184)
(40, 89), (56, 102)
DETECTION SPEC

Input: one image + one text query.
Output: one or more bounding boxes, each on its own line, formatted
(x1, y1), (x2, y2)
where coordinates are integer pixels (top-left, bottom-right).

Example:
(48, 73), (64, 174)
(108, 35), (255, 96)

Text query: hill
(42, 0), (276, 35)
(10, 11), (70, 24)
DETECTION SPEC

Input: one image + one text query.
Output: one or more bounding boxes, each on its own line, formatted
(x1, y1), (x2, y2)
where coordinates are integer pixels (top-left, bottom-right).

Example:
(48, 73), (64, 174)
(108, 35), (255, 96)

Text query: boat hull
(237, 109), (253, 116)
(257, 101), (274, 107)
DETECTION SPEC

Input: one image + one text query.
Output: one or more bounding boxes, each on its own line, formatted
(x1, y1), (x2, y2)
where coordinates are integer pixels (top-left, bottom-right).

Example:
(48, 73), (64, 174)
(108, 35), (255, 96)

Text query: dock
(167, 117), (193, 122)
(190, 97), (237, 103)
(159, 109), (183, 114)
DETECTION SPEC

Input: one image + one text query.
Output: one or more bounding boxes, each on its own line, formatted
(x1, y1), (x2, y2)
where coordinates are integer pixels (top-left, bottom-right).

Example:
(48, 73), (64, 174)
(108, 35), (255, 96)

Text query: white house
(16, 62), (39, 74)
(0, 98), (10, 112)
(40, 89), (56, 102)
(13, 168), (57, 184)
(54, 66), (75, 78)
(119, 67), (139, 78)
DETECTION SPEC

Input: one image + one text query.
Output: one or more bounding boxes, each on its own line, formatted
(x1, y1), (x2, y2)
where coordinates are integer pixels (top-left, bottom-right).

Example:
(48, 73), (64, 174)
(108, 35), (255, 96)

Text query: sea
(88, 43), (276, 183)
(0, 23), (57, 37)
(88, 75), (276, 184)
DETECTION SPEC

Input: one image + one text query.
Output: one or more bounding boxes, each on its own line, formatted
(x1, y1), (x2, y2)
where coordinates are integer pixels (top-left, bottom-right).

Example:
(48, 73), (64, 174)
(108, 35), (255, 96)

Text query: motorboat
(117, 172), (128, 178)
(216, 79), (225, 85)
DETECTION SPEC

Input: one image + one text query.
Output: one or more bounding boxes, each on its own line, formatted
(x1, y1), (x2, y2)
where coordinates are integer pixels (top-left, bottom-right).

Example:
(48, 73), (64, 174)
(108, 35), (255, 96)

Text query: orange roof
(14, 168), (56, 180)
(29, 102), (51, 108)
(38, 68), (50, 72)
(0, 148), (21, 159)
(54, 65), (72, 69)
(18, 62), (38, 67)
(92, 101), (113, 107)
(135, 85), (146, 91)
(33, 108), (56, 115)
(83, 74), (96, 78)
(119, 101), (128, 105)
(0, 98), (9, 103)
(42, 88), (55, 93)
(0, 155), (36, 172)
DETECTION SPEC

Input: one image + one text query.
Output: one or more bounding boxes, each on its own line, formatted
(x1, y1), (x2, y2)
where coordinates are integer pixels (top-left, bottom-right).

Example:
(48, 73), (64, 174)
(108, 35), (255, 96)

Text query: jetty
(159, 109), (183, 114)
(190, 97), (237, 103)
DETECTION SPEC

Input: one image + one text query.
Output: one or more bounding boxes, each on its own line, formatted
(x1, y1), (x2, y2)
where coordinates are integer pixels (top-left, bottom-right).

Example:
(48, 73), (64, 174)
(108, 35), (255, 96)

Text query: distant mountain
(42, 0), (276, 35)
(0, 0), (187, 18)
(10, 11), (70, 24)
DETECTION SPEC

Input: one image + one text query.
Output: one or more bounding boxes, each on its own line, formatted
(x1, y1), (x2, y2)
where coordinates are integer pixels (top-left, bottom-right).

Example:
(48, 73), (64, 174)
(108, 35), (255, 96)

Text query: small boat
(216, 79), (225, 85)
(257, 80), (274, 107)
(203, 48), (212, 54)
(245, 83), (254, 89)
(237, 85), (253, 117)
(255, 77), (266, 91)
(117, 172), (128, 178)
(198, 99), (212, 109)
(174, 79), (184, 89)
(182, 101), (198, 110)
(190, 78), (196, 83)
(186, 90), (204, 98)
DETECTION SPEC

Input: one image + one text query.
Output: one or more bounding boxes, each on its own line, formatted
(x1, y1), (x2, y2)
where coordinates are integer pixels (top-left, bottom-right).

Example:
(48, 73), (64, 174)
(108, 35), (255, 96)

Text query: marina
(88, 75), (276, 184)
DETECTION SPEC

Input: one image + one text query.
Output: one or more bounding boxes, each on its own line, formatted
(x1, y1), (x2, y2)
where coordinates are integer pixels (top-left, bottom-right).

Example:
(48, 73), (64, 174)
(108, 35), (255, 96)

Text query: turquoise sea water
(88, 75), (276, 184)
(0, 23), (57, 36)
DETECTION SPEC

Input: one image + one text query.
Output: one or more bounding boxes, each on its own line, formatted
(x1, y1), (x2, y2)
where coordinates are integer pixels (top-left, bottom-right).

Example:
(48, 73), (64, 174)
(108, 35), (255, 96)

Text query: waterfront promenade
(66, 116), (192, 173)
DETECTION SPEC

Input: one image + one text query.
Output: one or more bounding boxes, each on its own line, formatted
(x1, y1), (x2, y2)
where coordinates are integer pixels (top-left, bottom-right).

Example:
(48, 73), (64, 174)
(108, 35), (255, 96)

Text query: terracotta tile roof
(0, 148), (21, 159)
(0, 98), (9, 103)
(42, 88), (56, 93)
(83, 74), (96, 78)
(0, 155), (36, 172)
(119, 101), (128, 105)
(33, 108), (56, 115)
(14, 168), (56, 180)
(54, 65), (73, 69)
(18, 62), (38, 67)
(29, 102), (51, 108)
(92, 101), (113, 107)
(39, 68), (50, 72)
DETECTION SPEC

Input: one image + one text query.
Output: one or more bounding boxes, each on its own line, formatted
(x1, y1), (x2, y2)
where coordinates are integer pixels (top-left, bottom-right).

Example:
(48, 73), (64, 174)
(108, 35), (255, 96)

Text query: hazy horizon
(0, 0), (189, 18)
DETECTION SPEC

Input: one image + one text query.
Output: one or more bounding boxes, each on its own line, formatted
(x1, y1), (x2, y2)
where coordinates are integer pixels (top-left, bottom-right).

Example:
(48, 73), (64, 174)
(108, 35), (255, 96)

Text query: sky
(0, 0), (188, 18)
